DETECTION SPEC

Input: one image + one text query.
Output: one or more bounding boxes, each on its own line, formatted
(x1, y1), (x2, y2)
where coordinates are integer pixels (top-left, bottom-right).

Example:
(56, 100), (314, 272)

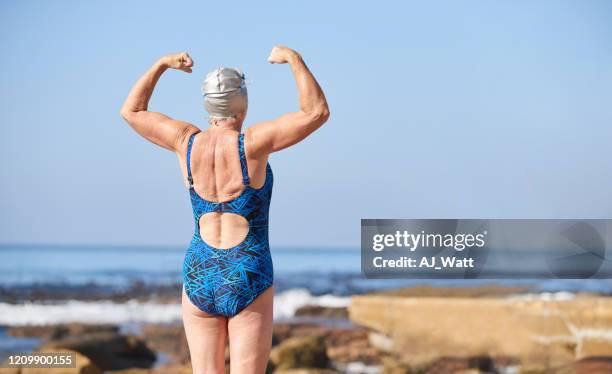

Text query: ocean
(0, 243), (610, 357)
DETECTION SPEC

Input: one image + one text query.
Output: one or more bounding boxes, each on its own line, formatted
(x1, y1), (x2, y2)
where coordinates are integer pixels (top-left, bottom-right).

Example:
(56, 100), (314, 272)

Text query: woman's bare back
(178, 127), (269, 249)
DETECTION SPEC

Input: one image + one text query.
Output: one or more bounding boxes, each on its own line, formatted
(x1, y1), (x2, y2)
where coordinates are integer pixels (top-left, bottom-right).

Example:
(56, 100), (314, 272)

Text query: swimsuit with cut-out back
(182, 132), (274, 317)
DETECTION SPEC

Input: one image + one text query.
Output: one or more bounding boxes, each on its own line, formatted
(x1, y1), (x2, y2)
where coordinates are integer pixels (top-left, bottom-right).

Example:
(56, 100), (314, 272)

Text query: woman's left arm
(120, 52), (199, 152)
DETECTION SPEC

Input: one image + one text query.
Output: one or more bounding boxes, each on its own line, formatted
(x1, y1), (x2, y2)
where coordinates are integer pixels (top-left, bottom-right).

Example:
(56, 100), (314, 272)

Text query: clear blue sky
(1, 0), (611, 248)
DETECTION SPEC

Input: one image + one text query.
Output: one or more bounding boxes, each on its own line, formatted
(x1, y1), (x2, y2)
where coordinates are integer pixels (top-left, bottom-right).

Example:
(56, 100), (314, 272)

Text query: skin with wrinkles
(120, 45), (329, 373)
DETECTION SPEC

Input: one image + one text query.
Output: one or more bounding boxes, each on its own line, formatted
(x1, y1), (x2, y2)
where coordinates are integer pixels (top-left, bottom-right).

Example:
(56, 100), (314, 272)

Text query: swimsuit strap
(238, 133), (250, 186)
(186, 132), (197, 188)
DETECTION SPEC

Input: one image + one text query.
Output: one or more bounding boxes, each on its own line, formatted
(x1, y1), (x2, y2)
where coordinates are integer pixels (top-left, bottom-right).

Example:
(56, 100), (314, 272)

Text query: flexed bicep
(120, 52), (197, 152)
(246, 46), (330, 156)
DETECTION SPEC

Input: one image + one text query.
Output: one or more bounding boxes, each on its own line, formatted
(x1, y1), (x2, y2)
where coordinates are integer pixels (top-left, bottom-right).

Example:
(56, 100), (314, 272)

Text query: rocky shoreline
(1, 286), (611, 373)
(0, 282), (181, 304)
(2, 314), (377, 373)
(349, 286), (612, 374)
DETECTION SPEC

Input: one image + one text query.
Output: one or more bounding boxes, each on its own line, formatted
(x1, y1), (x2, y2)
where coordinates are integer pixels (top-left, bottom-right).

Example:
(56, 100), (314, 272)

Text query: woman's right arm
(246, 46), (330, 156)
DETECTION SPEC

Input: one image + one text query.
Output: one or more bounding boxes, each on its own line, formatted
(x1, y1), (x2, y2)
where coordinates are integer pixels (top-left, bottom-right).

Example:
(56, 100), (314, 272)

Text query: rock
(141, 323), (190, 364)
(271, 323), (381, 366)
(368, 332), (394, 353)
(149, 362), (194, 374)
(0, 367), (19, 374)
(371, 285), (534, 298)
(182, 362), (195, 374)
(294, 306), (348, 319)
(574, 357), (612, 374)
(580, 338), (612, 357)
(0, 282), (181, 304)
(40, 331), (156, 371)
(273, 370), (340, 374)
(425, 357), (477, 374)
(349, 292), (612, 368)
(381, 355), (518, 374)
(272, 323), (328, 346)
(325, 329), (381, 365)
(6, 324), (119, 341)
(381, 356), (410, 374)
(19, 348), (102, 374)
(269, 336), (330, 371)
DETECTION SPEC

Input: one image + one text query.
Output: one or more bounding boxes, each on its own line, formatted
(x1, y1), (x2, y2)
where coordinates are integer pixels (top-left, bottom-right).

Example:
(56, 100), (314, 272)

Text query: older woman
(120, 45), (330, 374)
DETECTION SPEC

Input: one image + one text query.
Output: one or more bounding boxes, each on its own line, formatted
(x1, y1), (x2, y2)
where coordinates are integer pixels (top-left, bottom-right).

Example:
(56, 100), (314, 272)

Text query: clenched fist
(161, 52), (194, 73)
(267, 45), (299, 64)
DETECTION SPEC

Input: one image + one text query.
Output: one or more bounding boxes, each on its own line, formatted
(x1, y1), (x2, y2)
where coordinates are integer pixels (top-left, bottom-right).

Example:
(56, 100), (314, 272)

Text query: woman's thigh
(182, 284), (228, 374)
(227, 285), (275, 374)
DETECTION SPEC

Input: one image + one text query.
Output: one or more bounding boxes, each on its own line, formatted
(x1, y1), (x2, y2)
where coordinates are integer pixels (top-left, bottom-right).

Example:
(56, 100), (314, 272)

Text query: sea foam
(0, 288), (351, 325)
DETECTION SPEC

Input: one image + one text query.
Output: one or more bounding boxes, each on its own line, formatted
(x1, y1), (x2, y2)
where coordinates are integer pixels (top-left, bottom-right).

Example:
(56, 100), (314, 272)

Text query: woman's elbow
(120, 107), (137, 123)
(321, 107), (330, 122)
(313, 106), (330, 125)
(119, 107), (130, 120)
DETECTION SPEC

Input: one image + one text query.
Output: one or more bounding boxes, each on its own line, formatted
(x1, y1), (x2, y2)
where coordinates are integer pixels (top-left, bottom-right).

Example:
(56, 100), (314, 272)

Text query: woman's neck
(209, 118), (243, 131)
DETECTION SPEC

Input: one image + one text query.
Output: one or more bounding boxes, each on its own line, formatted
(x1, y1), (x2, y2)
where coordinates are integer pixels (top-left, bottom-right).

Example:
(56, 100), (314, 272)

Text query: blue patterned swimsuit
(182, 132), (274, 317)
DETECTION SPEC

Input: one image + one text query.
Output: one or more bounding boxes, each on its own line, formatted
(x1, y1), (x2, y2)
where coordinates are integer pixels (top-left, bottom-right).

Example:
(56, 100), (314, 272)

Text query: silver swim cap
(201, 67), (248, 120)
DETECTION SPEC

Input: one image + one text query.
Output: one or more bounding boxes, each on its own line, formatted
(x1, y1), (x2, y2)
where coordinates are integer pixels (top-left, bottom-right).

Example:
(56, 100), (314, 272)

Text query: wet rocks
(574, 356), (612, 374)
(40, 331), (156, 371)
(140, 323), (190, 364)
(0, 282), (181, 304)
(294, 306), (348, 319)
(6, 323), (119, 341)
(325, 329), (380, 364)
(272, 323), (329, 345)
(269, 335), (330, 371)
(268, 322), (384, 373)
